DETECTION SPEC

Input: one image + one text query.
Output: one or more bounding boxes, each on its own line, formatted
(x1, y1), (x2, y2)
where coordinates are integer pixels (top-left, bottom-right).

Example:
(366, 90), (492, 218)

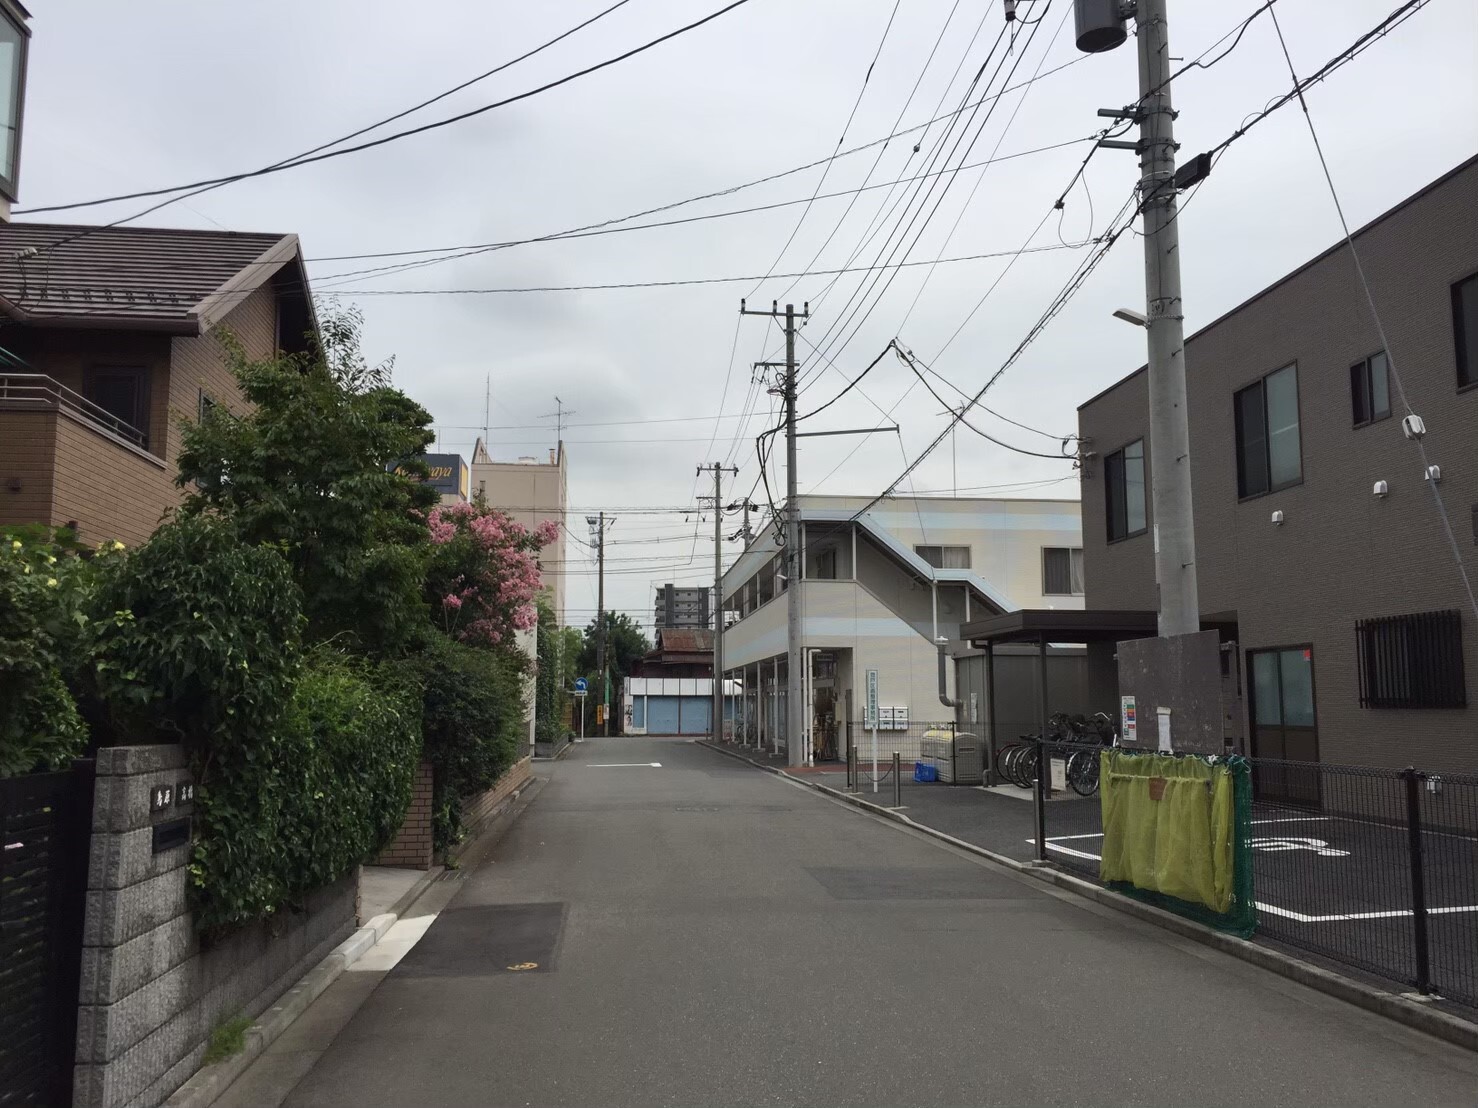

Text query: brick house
(1076, 154), (1478, 780)
(0, 223), (315, 546)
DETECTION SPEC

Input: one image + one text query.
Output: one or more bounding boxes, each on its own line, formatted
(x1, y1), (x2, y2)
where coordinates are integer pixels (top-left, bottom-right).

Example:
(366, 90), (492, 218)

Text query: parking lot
(1038, 800), (1478, 1009)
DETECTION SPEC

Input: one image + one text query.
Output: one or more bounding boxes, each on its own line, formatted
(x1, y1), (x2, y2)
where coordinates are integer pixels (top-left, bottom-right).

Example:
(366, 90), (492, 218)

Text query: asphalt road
(281, 737), (1478, 1107)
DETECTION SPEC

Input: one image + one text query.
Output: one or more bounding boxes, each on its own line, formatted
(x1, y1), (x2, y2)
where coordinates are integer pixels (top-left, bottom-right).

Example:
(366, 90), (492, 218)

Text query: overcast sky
(22, 0), (1477, 630)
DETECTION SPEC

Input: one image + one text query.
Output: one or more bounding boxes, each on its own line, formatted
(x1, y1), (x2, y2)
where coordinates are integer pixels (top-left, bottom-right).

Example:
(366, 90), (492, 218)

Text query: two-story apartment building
(1078, 154), (1478, 779)
(719, 493), (1084, 760)
(0, 223), (315, 546)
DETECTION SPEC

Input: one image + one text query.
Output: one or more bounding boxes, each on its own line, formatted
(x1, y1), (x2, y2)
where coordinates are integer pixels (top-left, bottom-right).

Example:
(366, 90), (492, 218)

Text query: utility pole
(1136, 0), (1198, 636)
(698, 463), (737, 741)
(587, 512), (609, 736)
(739, 299), (809, 766)
(1081, 0), (1200, 637)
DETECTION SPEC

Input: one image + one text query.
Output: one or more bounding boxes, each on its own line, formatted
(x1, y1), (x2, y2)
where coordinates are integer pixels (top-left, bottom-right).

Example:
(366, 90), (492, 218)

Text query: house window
(1454, 272), (1478, 388)
(1234, 363), (1301, 498)
(915, 545), (971, 569)
(1356, 609), (1466, 709)
(1104, 439), (1147, 542)
(84, 368), (149, 445)
(1350, 352), (1390, 427)
(1042, 547), (1084, 596)
(198, 389), (218, 422)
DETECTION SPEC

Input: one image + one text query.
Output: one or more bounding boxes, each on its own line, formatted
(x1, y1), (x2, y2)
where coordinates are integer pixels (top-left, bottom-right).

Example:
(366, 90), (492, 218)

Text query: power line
(32, 0), (639, 231)
(19, 0), (759, 216)
(324, 240), (1088, 295)
(855, 0), (1430, 522)
(1263, 1), (1473, 622)
(307, 136), (1092, 285)
(768, 0), (962, 305)
(743, 0), (903, 299)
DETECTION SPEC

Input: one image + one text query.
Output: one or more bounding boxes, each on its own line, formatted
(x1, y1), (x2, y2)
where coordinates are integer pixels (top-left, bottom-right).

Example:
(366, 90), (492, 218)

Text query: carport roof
(960, 608), (1158, 646)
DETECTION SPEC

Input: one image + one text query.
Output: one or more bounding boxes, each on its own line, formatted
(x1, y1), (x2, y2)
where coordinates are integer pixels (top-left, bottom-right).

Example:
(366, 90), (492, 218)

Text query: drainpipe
(936, 636), (961, 711)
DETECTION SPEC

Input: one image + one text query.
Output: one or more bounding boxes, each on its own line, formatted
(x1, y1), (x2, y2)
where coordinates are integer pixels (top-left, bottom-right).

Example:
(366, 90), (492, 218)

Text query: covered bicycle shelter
(957, 609), (1158, 785)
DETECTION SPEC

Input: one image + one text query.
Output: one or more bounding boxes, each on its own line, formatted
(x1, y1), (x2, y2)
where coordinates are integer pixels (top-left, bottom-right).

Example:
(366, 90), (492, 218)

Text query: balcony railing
(0, 373), (148, 449)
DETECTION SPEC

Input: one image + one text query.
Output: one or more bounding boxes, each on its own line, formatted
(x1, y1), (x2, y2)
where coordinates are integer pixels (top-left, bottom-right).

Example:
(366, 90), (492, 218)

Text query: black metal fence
(0, 761), (96, 1108)
(1036, 743), (1478, 1009)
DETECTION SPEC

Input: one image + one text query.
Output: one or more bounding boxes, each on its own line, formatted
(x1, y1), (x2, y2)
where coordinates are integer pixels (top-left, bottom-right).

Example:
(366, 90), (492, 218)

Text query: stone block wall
(74, 746), (357, 1108)
(373, 760), (434, 869)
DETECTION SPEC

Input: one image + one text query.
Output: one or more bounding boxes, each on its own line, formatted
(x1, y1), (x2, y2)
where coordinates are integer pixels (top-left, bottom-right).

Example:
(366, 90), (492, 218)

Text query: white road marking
(1254, 902), (1478, 923)
(1251, 816), (1332, 825)
(589, 762), (663, 768)
(1028, 834), (1478, 925)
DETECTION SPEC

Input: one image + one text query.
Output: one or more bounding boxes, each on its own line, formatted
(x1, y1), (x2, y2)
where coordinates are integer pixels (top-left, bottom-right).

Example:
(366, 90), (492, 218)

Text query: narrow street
(275, 738), (1478, 1108)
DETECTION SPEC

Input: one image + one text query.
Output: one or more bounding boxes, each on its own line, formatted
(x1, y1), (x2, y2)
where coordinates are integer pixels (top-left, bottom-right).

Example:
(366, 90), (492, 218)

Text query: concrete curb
(161, 904), (416, 1108)
(697, 740), (1478, 1054)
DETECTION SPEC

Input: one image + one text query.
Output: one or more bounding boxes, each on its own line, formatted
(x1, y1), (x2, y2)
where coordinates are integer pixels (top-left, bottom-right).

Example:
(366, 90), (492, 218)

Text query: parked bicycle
(994, 711), (1117, 795)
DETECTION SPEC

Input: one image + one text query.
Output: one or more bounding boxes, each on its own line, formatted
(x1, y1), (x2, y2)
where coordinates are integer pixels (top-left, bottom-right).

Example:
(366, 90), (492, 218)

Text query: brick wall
(371, 757), (534, 871)
(374, 761), (434, 869)
(75, 746), (356, 1108)
(457, 757), (532, 849)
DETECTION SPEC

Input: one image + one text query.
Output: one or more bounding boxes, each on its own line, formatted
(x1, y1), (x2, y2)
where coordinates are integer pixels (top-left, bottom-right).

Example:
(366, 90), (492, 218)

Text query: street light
(1111, 307), (1148, 328)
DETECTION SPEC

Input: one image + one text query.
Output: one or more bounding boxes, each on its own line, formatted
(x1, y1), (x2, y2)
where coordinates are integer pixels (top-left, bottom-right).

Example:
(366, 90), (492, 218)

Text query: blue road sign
(574, 677), (589, 693)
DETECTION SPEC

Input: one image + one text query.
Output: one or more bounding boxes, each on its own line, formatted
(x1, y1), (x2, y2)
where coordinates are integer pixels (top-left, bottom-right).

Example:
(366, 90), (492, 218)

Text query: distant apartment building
(1077, 154), (1478, 783)
(720, 494), (1083, 759)
(470, 438), (567, 623)
(654, 583), (711, 630)
(0, 225), (315, 546)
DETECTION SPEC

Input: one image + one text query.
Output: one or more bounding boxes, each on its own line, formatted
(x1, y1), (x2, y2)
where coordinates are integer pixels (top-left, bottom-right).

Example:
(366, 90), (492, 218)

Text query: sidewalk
(707, 738), (1058, 863)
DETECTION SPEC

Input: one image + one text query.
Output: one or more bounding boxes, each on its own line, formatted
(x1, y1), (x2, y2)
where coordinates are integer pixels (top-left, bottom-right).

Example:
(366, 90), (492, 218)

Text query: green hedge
(190, 653), (420, 931)
(82, 516), (419, 932)
(0, 527), (94, 776)
(417, 636), (527, 852)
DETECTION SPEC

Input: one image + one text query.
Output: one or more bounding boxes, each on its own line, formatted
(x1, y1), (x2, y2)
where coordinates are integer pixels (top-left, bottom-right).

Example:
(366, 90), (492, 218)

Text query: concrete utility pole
(1135, 0), (1199, 637)
(739, 299), (809, 766)
(698, 463), (737, 740)
(588, 512), (609, 736)
(1080, 0), (1200, 637)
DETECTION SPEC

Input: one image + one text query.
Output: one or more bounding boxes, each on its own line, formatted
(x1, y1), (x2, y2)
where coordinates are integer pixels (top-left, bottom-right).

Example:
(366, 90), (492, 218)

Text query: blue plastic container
(913, 762), (938, 783)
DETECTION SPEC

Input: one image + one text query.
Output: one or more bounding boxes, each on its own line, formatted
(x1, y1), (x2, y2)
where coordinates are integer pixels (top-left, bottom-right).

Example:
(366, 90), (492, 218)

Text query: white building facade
(719, 494), (1083, 759)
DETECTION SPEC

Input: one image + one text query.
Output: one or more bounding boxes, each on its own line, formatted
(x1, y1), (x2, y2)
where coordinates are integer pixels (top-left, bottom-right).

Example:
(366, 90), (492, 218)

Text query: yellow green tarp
(1099, 750), (1254, 934)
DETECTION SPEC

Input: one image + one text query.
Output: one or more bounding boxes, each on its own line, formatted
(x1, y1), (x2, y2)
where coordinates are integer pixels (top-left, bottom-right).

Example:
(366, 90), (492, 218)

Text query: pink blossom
(442, 594), (463, 610)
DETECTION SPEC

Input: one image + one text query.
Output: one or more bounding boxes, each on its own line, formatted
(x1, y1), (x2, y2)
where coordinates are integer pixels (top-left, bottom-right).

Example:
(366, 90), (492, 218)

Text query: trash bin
(928, 729), (984, 785)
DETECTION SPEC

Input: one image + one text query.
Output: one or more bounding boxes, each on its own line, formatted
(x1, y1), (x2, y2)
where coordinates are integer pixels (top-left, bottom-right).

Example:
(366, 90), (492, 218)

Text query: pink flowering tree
(423, 502), (558, 649)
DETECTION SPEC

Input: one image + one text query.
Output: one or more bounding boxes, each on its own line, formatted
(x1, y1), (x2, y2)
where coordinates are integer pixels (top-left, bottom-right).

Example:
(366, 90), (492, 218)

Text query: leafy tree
(576, 612), (651, 690)
(85, 514), (303, 751)
(533, 597), (568, 744)
(414, 635), (527, 851)
(424, 502), (556, 649)
(175, 306), (438, 656)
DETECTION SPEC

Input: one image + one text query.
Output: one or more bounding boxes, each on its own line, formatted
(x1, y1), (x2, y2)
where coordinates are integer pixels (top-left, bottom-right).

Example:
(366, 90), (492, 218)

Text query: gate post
(1401, 767), (1432, 995)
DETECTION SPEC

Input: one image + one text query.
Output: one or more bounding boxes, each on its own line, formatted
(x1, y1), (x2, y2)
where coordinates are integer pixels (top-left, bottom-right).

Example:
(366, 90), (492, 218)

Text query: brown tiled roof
(0, 222), (301, 332)
(655, 628), (714, 654)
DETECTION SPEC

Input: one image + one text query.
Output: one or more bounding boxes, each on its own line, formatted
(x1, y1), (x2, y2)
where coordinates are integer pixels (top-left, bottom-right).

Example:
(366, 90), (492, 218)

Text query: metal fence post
(1034, 736), (1048, 863)
(1401, 766), (1432, 995)
(893, 752), (901, 808)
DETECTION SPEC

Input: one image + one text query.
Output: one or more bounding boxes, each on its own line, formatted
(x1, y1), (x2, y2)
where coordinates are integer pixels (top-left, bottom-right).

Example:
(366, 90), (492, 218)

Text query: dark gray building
(654, 583), (711, 630)
(1078, 154), (1478, 778)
